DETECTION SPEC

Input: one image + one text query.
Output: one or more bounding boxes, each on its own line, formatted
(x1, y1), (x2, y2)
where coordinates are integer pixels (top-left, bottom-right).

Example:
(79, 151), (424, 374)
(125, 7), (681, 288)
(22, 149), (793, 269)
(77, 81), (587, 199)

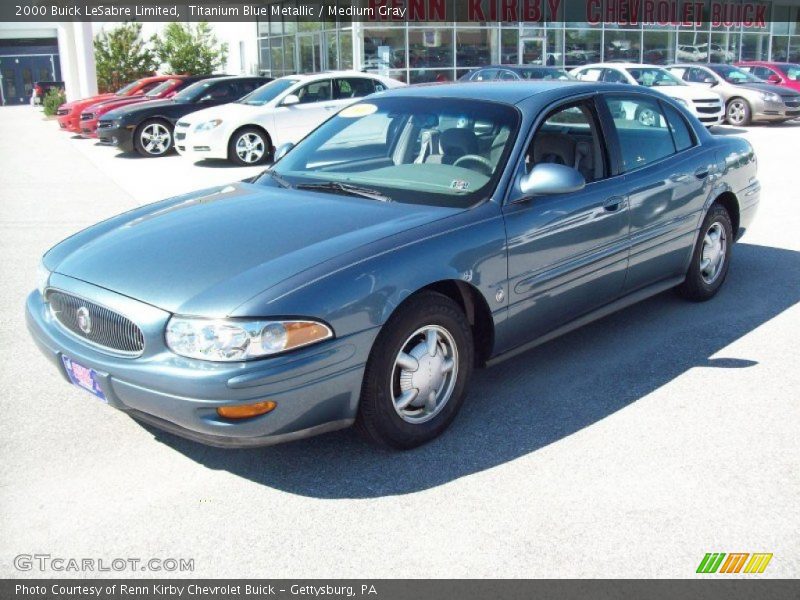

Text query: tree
(93, 23), (158, 93)
(153, 22), (228, 75)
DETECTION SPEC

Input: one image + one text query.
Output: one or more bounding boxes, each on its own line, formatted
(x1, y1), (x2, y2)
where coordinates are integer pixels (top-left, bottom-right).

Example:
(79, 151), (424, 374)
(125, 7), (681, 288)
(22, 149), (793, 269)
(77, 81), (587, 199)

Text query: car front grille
(176, 121), (190, 128)
(97, 121), (114, 129)
(80, 113), (94, 121)
(56, 109), (69, 116)
(783, 98), (800, 108)
(47, 290), (145, 356)
(696, 106), (721, 114)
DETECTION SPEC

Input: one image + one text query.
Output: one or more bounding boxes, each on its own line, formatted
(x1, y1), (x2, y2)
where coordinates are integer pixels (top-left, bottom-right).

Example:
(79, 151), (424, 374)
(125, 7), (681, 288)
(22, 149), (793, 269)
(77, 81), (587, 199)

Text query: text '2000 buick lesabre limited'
(26, 81), (759, 449)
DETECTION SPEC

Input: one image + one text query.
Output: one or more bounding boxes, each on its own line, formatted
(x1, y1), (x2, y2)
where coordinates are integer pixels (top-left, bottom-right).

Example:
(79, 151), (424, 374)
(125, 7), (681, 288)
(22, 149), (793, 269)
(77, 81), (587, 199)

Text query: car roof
(378, 80), (615, 106)
(575, 63), (668, 69)
(276, 71), (389, 82)
(473, 65), (566, 70)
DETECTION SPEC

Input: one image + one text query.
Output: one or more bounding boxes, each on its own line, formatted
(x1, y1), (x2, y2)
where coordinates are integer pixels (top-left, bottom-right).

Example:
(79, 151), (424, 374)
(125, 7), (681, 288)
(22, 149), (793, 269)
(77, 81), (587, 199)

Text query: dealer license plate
(61, 356), (107, 402)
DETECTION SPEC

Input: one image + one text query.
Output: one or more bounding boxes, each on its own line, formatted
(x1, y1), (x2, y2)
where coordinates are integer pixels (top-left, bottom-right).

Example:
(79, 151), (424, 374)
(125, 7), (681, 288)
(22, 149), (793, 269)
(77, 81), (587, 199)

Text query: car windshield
(519, 68), (571, 80)
(145, 79), (180, 98)
(711, 65), (761, 84)
(238, 78), (298, 105)
(260, 97), (520, 208)
(171, 80), (219, 102)
(115, 80), (140, 95)
(777, 64), (800, 81)
(626, 67), (683, 87)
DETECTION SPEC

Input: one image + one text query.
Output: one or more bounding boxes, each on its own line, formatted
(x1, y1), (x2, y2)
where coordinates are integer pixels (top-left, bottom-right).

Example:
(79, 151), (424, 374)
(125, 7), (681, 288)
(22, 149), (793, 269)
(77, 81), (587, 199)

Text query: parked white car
(174, 71), (405, 165)
(570, 63), (725, 127)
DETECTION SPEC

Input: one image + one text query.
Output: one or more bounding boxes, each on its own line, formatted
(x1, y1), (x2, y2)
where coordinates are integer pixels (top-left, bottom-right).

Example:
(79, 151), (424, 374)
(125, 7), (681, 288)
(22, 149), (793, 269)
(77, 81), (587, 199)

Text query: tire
(726, 98), (752, 126)
(676, 204), (733, 302)
(228, 127), (271, 166)
(356, 291), (474, 450)
(134, 119), (174, 157)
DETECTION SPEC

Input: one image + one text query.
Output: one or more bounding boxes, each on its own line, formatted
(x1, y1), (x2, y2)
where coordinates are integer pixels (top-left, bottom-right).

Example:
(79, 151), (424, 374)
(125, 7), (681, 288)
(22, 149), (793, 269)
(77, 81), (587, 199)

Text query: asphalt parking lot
(1, 106), (798, 578)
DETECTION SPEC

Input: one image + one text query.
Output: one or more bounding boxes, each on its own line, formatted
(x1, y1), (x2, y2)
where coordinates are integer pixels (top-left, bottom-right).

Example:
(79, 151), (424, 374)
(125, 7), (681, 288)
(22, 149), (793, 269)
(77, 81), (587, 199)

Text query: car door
(601, 92), (714, 293)
(500, 97), (631, 351)
(275, 78), (334, 143)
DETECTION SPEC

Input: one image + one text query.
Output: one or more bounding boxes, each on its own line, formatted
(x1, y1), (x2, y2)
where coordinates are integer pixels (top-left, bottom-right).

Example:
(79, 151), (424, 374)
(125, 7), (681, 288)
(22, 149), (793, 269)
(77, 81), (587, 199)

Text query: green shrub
(43, 88), (66, 117)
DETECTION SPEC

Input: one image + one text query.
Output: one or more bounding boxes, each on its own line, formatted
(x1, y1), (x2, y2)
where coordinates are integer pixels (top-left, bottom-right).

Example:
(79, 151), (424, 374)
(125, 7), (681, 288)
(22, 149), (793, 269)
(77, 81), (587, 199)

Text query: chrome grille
(47, 291), (144, 356)
(80, 112), (94, 121)
(97, 121), (114, 129)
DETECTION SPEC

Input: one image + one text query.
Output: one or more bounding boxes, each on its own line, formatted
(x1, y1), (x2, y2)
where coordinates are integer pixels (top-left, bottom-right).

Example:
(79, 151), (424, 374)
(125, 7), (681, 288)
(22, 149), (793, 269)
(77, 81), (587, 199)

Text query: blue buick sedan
(27, 81), (759, 449)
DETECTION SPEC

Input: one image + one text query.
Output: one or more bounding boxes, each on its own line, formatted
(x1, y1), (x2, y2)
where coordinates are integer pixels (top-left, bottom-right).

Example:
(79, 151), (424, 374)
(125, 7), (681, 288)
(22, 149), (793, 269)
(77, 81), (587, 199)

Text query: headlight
(36, 261), (50, 297)
(760, 91), (780, 102)
(195, 119), (222, 132)
(165, 317), (333, 362)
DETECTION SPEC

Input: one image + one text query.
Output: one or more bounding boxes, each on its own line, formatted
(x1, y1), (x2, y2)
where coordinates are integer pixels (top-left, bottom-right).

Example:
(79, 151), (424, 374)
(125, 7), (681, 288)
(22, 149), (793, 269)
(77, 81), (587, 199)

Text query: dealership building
(1, 0), (800, 104)
(256, 0), (800, 83)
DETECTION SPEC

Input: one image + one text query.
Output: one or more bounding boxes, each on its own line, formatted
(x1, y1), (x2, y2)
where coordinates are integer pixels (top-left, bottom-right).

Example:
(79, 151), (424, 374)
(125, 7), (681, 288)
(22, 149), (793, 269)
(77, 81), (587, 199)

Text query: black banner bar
(3, 580), (800, 600)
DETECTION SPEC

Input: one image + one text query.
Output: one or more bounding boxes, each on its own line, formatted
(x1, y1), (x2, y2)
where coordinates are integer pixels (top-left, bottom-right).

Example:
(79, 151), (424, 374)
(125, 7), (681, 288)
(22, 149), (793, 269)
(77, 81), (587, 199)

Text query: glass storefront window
(455, 28), (494, 67)
(500, 28), (518, 64)
(771, 35), (789, 61)
(408, 28), (454, 69)
(708, 32), (740, 63)
(547, 29), (564, 66)
(340, 28), (353, 69)
(409, 69), (454, 84)
(643, 30), (676, 65)
(741, 34), (770, 61)
(364, 28), (406, 71)
(790, 37), (800, 62)
(564, 29), (601, 66)
(605, 30), (642, 63)
(678, 31), (709, 62)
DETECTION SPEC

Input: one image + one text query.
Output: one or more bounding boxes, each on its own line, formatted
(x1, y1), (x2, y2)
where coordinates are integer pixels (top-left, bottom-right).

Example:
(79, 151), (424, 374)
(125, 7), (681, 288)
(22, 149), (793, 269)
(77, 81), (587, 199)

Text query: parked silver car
(667, 63), (800, 125)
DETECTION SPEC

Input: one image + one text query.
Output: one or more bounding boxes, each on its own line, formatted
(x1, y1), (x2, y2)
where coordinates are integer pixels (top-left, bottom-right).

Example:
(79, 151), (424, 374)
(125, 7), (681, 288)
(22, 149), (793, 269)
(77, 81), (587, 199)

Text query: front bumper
(25, 275), (375, 447)
(174, 124), (229, 161)
(57, 114), (79, 132)
(97, 122), (135, 151)
(752, 98), (800, 121)
(79, 116), (100, 138)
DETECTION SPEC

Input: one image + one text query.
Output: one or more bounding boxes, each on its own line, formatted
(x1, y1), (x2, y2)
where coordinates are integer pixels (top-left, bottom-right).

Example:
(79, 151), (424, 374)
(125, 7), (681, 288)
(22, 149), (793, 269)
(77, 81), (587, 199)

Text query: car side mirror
(281, 94), (300, 106)
(274, 142), (294, 162)
(767, 74), (782, 84)
(703, 77), (717, 86)
(519, 163), (585, 197)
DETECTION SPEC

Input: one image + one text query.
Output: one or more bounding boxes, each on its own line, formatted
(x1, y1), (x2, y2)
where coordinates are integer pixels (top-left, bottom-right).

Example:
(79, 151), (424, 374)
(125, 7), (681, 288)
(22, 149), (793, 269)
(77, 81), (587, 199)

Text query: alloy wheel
(140, 123), (171, 155)
(727, 100), (746, 125)
(235, 133), (265, 164)
(390, 325), (459, 425)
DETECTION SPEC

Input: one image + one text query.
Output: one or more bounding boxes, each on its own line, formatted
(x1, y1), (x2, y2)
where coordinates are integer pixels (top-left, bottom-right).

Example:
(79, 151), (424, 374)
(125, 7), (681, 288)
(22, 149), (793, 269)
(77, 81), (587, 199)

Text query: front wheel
(676, 204), (733, 302)
(134, 119), (174, 157)
(356, 291), (474, 449)
(726, 98), (752, 126)
(228, 127), (271, 166)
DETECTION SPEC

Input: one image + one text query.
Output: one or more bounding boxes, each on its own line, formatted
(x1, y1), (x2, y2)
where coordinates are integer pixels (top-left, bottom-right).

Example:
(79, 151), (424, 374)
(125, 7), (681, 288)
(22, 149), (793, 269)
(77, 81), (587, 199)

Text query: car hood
(62, 93), (116, 111)
(47, 182), (461, 316)
(734, 81), (800, 96)
(111, 98), (181, 119)
(88, 94), (151, 113)
(654, 85), (720, 101)
(180, 102), (261, 125)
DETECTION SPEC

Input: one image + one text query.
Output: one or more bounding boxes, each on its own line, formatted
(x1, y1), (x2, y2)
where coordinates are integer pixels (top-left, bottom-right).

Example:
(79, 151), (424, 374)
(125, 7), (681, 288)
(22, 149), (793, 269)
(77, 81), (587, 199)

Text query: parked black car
(97, 76), (272, 157)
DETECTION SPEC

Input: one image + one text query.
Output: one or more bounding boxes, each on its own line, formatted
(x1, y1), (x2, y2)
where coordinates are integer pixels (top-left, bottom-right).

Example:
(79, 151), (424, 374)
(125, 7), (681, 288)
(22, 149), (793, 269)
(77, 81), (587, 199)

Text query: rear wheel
(228, 127), (271, 166)
(676, 204), (733, 302)
(726, 98), (752, 126)
(356, 291), (473, 450)
(134, 119), (173, 157)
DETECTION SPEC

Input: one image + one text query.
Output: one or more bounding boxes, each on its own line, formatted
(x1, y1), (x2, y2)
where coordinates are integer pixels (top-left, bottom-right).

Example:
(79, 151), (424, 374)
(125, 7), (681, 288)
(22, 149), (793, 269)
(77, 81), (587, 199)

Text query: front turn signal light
(217, 401), (276, 420)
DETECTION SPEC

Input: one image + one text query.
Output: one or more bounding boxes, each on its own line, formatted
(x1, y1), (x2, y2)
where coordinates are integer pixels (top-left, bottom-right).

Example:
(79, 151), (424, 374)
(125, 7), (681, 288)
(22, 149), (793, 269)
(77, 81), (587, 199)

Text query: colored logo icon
(697, 553), (773, 574)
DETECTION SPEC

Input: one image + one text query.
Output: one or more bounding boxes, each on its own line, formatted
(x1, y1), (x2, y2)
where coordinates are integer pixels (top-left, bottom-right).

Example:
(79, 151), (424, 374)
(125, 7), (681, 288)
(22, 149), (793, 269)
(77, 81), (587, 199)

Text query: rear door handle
(603, 196), (626, 212)
(694, 167), (710, 179)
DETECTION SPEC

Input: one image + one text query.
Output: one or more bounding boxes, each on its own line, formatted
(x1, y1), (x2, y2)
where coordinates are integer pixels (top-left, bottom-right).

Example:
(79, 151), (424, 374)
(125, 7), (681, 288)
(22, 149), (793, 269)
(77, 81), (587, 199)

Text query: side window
(208, 82), (236, 101)
(602, 68), (626, 83)
(687, 68), (709, 83)
(296, 79), (332, 104)
(472, 68), (498, 81)
(334, 78), (376, 100)
(238, 80), (261, 95)
(499, 70), (518, 80)
(139, 82), (161, 94)
(669, 67), (687, 80)
(661, 103), (695, 152)
(575, 68), (603, 82)
(525, 101), (607, 183)
(606, 96), (677, 171)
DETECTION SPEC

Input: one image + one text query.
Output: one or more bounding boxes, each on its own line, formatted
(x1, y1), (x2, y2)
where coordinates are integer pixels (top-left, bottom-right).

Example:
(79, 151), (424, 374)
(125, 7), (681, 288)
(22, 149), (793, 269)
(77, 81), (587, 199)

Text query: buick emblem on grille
(76, 306), (92, 334)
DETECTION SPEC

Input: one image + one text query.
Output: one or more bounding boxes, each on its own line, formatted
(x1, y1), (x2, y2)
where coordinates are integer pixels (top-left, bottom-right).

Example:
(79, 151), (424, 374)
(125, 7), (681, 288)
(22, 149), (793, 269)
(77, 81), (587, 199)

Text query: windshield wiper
(296, 181), (391, 202)
(267, 169), (292, 189)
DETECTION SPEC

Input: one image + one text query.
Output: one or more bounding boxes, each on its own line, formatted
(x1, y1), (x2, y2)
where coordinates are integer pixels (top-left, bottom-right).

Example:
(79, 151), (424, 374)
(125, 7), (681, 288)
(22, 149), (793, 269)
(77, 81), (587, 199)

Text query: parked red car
(735, 61), (800, 93)
(56, 75), (171, 133)
(78, 75), (213, 138)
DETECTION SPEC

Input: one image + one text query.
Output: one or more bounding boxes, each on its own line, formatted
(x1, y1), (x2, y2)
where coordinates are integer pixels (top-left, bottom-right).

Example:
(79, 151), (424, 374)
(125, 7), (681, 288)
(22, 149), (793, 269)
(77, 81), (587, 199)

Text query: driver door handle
(603, 195), (626, 212)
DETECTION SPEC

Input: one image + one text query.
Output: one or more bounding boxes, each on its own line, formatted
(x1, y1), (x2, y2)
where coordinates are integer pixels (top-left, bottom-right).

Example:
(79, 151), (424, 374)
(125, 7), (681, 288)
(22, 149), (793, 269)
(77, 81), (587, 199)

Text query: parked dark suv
(97, 76), (271, 157)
